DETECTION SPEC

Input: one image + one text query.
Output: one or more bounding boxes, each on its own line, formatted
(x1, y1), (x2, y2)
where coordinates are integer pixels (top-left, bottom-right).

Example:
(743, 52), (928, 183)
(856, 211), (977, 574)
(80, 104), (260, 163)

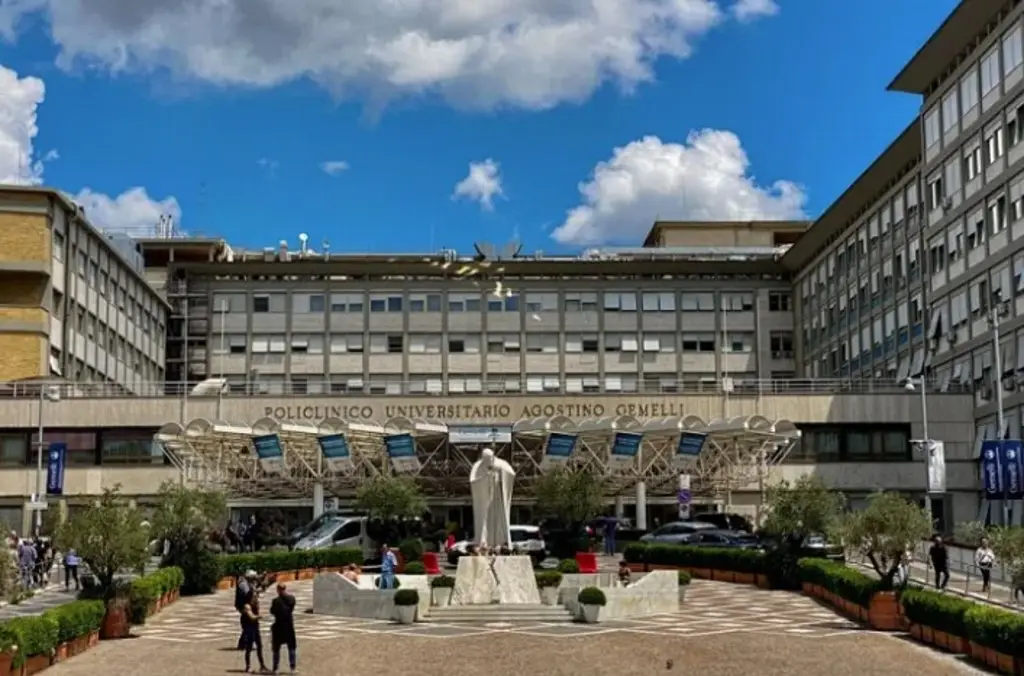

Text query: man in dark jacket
(270, 583), (297, 674)
(928, 535), (949, 590)
(235, 569), (256, 650)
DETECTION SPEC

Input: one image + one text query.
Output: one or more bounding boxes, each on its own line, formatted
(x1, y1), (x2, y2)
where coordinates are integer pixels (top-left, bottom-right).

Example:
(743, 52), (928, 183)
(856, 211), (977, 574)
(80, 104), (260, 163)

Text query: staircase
(424, 603), (576, 624)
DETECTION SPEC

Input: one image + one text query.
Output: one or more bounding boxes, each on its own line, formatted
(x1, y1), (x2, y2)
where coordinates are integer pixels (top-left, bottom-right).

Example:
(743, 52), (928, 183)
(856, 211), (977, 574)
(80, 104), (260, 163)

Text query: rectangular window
(788, 424), (910, 462)
(769, 332), (793, 358)
(986, 127), (1005, 164)
(680, 293), (715, 311)
(253, 295), (270, 313)
(307, 294), (325, 313)
(961, 68), (979, 112)
(981, 47), (1001, 95)
(941, 89), (958, 132)
(100, 429), (163, 465)
(768, 291), (791, 312)
(640, 292), (676, 312)
(924, 108), (940, 147)
(1004, 24), (1023, 75)
(722, 293), (754, 312)
(681, 333), (716, 352)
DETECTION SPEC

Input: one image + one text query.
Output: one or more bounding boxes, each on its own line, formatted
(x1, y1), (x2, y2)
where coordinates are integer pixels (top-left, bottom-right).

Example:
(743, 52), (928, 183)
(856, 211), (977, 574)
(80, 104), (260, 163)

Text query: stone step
(425, 604), (575, 623)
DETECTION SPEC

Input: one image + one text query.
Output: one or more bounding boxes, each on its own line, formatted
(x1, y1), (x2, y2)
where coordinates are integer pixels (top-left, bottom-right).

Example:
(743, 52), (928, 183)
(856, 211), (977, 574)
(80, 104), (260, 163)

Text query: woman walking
(975, 537), (996, 593)
(240, 587), (269, 673)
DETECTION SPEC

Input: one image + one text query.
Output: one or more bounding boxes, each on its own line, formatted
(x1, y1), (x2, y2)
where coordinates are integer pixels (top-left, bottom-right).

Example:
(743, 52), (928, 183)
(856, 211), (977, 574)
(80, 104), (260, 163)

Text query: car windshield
(510, 530), (534, 542)
(305, 517), (348, 541)
(804, 535), (826, 547)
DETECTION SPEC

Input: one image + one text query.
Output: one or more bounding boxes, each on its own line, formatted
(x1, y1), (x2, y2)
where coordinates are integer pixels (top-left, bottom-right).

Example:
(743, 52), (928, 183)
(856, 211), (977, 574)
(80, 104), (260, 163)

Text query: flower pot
(24, 654), (49, 675)
(756, 574), (770, 589)
(580, 604), (602, 624)
(216, 577), (234, 590)
(88, 630), (99, 647)
(395, 605), (417, 624)
(712, 570), (735, 583)
(277, 572), (295, 583)
(432, 587), (454, 607)
(996, 651), (1014, 673)
(867, 591), (901, 631)
(677, 587), (687, 604)
(921, 625), (934, 644)
(540, 587), (559, 606)
(69, 635), (88, 656)
(968, 641), (984, 660)
(733, 572), (755, 586)
(801, 582), (813, 596)
(691, 568), (711, 580)
(946, 634), (966, 655)
(933, 630), (949, 650)
(101, 601), (131, 640)
(55, 642), (69, 662)
(298, 569), (315, 581)
(909, 624), (922, 640)
(984, 647), (999, 669)
(0, 652), (13, 674)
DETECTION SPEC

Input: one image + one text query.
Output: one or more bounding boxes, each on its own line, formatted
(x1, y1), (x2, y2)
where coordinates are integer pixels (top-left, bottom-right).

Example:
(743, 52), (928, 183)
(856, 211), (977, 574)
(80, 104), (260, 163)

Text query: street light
(903, 376), (934, 529)
(988, 290), (1011, 526)
(34, 383), (62, 531)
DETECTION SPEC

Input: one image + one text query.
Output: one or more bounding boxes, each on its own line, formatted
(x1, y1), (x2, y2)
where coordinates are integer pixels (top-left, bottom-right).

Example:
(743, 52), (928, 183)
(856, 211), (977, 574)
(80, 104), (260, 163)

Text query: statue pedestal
(451, 556), (541, 605)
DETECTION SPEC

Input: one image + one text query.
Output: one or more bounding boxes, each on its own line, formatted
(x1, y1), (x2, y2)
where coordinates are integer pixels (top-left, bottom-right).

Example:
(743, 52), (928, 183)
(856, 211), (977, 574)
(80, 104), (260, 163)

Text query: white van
(293, 514), (376, 562)
(447, 525), (547, 566)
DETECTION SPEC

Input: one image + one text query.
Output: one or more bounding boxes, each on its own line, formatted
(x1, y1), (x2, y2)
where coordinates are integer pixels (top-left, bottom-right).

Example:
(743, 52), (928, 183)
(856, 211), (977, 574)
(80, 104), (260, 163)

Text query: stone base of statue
(450, 555), (541, 605)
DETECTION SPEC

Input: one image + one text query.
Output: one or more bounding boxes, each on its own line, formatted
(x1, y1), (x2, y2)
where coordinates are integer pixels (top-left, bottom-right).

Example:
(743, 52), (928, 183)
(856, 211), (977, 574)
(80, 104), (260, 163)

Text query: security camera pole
(988, 291), (1008, 525)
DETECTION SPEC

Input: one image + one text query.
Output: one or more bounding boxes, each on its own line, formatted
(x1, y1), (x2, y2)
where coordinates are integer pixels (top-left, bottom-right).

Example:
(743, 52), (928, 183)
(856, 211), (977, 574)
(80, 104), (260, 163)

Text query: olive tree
(355, 475), (426, 520)
(761, 475), (846, 541)
(838, 491), (932, 587)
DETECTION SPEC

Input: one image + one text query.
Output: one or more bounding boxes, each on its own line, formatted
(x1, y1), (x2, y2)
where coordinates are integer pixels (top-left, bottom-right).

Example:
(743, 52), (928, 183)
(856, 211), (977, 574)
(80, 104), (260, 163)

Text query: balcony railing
(0, 377), (971, 399)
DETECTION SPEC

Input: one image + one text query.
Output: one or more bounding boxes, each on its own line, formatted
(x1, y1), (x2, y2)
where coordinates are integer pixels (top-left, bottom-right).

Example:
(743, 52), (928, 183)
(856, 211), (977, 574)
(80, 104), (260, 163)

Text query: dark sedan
(689, 530), (763, 549)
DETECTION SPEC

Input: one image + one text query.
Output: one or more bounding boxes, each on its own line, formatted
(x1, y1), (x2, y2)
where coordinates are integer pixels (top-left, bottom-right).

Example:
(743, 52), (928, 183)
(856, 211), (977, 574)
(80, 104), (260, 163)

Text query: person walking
(975, 537), (996, 593)
(240, 586), (268, 673)
(235, 570), (257, 650)
(18, 539), (36, 589)
(602, 515), (619, 556)
(270, 583), (297, 675)
(380, 543), (398, 589)
(928, 535), (950, 590)
(64, 549), (80, 591)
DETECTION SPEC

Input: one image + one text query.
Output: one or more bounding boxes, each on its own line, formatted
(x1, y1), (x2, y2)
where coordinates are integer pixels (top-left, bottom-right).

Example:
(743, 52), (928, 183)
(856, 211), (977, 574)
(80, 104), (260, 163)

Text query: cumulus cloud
(731, 0), (780, 21)
(452, 159), (503, 210)
(0, 0), (776, 110)
(551, 130), (806, 246)
(0, 61), (181, 234)
(320, 160), (349, 176)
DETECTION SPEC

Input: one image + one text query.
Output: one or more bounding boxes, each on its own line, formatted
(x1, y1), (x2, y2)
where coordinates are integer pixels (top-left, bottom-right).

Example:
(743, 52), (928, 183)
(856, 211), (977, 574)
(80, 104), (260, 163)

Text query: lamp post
(34, 384), (61, 532)
(906, 375), (933, 528)
(988, 291), (1010, 525)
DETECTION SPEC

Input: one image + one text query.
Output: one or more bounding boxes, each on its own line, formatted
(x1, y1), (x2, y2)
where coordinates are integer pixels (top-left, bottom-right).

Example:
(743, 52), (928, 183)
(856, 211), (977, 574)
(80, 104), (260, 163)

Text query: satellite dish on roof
(191, 378), (228, 397)
(501, 239), (522, 259)
(474, 241), (496, 260)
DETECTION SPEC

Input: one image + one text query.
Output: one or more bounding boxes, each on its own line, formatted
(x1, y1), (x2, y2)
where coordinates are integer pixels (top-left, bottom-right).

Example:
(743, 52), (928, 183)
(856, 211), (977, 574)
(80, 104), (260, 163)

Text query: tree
(149, 482), (227, 553)
(956, 522), (1024, 587)
(355, 475), (426, 520)
(56, 486), (151, 590)
(534, 469), (605, 527)
(837, 491), (932, 587)
(761, 475), (846, 541)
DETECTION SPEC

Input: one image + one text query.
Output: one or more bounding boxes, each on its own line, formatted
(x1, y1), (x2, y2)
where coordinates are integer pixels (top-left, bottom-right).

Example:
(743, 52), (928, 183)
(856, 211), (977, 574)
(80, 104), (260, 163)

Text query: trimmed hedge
(536, 571), (563, 588)
(129, 567), (185, 625)
(796, 558), (879, 607)
(393, 589), (419, 606)
(431, 575), (455, 589)
(964, 604), (1024, 657)
(677, 570), (692, 586)
(3, 615), (58, 667)
(578, 587), (606, 606)
(218, 547), (364, 579)
(900, 587), (973, 637)
(43, 600), (105, 645)
(403, 562), (425, 575)
(623, 543), (765, 573)
(557, 559), (580, 574)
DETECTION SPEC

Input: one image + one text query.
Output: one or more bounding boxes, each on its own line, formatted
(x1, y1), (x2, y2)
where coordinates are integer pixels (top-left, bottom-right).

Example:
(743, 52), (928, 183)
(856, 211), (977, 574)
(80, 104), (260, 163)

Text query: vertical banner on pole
(677, 474), (692, 520)
(1002, 440), (1022, 501)
(46, 442), (66, 496)
(252, 434), (285, 475)
(981, 440), (1004, 501)
(925, 440), (947, 493)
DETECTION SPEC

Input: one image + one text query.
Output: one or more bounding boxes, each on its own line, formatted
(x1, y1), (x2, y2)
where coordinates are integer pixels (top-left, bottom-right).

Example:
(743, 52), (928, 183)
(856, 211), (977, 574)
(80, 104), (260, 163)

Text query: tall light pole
(988, 290), (1010, 525)
(906, 374), (933, 528)
(34, 384), (61, 532)
(217, 300), (228, 420)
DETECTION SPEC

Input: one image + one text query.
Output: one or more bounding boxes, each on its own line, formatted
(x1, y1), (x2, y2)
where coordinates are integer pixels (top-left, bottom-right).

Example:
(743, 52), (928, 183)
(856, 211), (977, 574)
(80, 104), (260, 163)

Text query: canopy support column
(635, 480), (647, 531)
(313, 482), (325, 518)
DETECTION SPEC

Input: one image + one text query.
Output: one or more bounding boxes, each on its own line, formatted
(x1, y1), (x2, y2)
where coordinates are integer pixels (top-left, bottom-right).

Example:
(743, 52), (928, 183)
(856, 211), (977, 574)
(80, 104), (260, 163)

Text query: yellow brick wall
(0, 334), (44, 380)
(0, 307), (47, 324)
(0, 212), (50, 263)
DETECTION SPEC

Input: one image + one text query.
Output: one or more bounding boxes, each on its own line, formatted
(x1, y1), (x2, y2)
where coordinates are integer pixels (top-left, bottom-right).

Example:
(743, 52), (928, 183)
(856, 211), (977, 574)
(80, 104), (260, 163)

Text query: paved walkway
(849, 557), (1021, 610)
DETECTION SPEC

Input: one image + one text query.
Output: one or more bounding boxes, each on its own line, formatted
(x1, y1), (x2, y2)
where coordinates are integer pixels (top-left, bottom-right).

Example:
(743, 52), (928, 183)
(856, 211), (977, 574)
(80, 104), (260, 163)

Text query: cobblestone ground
(42, 580), (985, 676)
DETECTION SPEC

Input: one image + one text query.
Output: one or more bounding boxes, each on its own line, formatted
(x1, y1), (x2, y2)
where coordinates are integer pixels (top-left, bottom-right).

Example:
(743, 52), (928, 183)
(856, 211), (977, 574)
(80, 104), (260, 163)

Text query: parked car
(638, 520), (718, 545)
(687, 512), (755, 533)
(447, 525), (547, 566)
(800, 534), (846, 562)
(688, 529), (763, 549)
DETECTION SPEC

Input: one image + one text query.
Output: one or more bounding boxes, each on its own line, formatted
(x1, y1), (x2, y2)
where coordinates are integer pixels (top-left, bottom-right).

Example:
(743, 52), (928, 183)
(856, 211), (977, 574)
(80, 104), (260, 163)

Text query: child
(618, 560), (632, 587)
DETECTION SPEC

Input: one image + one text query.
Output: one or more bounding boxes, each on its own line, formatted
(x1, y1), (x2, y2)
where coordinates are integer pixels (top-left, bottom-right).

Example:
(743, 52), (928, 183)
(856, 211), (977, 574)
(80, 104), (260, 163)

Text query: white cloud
(452, 159), (503, 210)
(731, 0), (779, 22)
(551, 130), (806, 246)
(0, 61), (181, 234)
(0, 0), (774, 110)
(72, 187), (182, 235)
(320, 160), (349, 176)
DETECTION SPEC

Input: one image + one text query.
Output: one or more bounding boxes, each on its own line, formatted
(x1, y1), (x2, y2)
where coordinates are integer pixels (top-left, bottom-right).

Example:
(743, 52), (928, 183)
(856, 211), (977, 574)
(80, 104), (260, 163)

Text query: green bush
(677, 570), (692, 586)
(796, 558), (879, 607)
(900, 587), (973, 636)
(218, 547), (363, 579)
(964, 604), (1024, 656)
(535, 571), (564, 588)
(577, 587), (606, 606)
(403, 562), (426, 575)
(165, 542), (221, 596)
(42, 600), (105, 644)
(430, 575), (455, 588)
(624, 543), (765, 573)
(557, 559), (580, 574)
(127, 567), (186, 625)
(399, 539), (424, 563)
(4, 615), (59, 666)
(393, 589), (419, 606)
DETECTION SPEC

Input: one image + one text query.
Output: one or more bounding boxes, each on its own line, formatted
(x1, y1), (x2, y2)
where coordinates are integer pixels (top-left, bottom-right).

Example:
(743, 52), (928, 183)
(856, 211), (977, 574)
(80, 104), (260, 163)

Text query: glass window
(37, 430), (97, 467)
(981, 47), (1001, 95)
(101, 429), (165, 465)
(0, 434), (27, 467)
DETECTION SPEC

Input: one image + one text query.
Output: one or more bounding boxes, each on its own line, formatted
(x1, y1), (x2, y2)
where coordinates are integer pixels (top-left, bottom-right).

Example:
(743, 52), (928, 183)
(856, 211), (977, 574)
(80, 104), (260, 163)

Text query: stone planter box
(539, 587), (559, 606)
(431, 587), (453, 607)
(967, 641), (1019, 674)
(23, 653), (50, 675)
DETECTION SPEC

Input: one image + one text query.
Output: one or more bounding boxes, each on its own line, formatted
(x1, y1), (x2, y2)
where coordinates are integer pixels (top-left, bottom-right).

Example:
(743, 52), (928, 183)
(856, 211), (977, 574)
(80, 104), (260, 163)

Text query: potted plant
(0, 625), (17, 674)
(430, 575), (455, 606)
(677, 570), (692, 603)
(393, 589), (419, 624)
(577, 586), (606, 624)
(536, 571), (563, 605)
(404, 561), (426, 575)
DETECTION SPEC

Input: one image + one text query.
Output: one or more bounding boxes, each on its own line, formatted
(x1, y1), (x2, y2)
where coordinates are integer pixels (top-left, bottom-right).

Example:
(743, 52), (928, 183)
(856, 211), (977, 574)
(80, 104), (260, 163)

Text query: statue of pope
(469, 448), (515, 549)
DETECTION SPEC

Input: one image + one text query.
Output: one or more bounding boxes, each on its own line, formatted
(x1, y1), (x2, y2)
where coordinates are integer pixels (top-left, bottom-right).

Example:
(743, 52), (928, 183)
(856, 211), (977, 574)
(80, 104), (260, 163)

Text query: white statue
(469, 447), (515, 548)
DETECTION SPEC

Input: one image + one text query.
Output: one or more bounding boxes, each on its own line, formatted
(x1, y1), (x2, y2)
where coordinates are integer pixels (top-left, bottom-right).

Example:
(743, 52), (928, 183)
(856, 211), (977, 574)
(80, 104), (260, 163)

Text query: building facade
(0, 186), (168, 390)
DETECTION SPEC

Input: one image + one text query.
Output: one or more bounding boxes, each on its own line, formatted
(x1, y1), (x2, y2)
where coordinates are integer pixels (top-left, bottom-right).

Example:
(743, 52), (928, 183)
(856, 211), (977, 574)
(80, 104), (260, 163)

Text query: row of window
(0, 429), (165, 467)
(212, 331), (792, 356)
(924, 19), (1023, 150)
(787, 424), (912, 463)
(213, 291), (793, 315)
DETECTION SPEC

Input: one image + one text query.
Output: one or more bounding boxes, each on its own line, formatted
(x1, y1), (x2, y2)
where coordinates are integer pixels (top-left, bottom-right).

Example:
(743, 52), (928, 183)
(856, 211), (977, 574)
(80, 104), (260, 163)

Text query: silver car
(639, 521), (718, 545)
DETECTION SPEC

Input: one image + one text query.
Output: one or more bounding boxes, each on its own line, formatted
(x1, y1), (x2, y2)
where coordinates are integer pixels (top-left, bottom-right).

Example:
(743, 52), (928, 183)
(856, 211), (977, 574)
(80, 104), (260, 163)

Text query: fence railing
(0, 377), (972, 400)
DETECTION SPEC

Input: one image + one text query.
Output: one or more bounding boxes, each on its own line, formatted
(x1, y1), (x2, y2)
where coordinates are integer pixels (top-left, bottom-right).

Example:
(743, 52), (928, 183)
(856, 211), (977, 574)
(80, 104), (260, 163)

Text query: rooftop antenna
(322, 239), (330, 260)
(298, 233), (309, 256)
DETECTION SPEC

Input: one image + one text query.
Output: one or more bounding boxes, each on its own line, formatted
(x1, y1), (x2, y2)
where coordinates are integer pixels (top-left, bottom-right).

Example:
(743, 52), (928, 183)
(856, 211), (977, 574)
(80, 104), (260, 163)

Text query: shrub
(430, 575), (455, 588)
(403, 562), (426, 575)
(393, 589), (419, 606)
(964, 604), (1024, 657)
(796, 558), (878, 606)
(535, 571), (563, 588)
(677, 570), (692, 586)
(399, 539), (425, 563)
(166, 542), (221, 596)
(577, 587), (606, 606)
(624, 543), (766, 573)
(218, 547), (363, 579)
(900, 587), (973, 637)
(375, 576), (401, 589)
(43, 600), (105, 644)
(557, 559), (580, 574)
(4, 615), (59, 667)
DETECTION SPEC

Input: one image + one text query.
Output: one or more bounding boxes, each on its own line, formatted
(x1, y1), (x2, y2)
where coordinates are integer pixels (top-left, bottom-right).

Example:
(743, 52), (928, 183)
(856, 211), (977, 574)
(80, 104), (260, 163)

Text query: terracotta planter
(88, 631), (99, 648)
(968, 641), (984, 660)
(801, 582), (813, 596)
(216, 577), (234, 590)
(867, 591), (901, 631)
(933, 630), (949, 650)
(299, 568), (315, 580)
(54, 642), (69, 662)
(996, 651), (1014, 674)
(756, 574), (770, 589)
(712, 570), (735, 583)
(909, 623), (922, 640)
(946, 634), (966, 655)
(101, 602), (131, 640)
(69, 635), (88, 656)
(984, 647), (999, 669)
(277, 571), (295, 583)
(691, 568), (711, 580)
(731, 572), (754, 585)
(0, 652), (12, 674)
(23, 654), (49, 675)
(921, 624), (934, 644)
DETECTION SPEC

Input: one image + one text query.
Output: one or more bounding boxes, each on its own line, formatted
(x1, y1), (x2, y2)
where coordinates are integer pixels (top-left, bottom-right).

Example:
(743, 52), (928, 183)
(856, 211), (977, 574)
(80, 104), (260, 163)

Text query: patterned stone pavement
(134, 579), (863, 642)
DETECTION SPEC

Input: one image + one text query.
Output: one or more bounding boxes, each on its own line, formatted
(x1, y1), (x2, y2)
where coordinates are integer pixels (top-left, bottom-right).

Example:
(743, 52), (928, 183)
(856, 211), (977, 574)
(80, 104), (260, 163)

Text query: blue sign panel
(1002, 439), (1023, 501)
(545, 432), (578, 458)
(611, 432), (643, 458)
(981, 440), (1003, 500)
(677, 432), (708, 458)
(318, 434), (350, 459)
(252, 434), (283, 460)
(46, 442), (66, 496)
(385, 434), (416, 458)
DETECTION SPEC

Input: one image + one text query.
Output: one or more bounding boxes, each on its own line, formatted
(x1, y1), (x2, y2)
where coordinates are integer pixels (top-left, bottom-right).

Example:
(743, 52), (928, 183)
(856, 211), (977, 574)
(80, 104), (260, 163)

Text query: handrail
(0, 377), (972, 400)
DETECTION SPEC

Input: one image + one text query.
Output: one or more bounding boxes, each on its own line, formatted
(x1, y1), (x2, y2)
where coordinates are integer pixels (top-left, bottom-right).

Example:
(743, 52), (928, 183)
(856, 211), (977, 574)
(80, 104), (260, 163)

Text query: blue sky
(0, 0), (959, 253)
